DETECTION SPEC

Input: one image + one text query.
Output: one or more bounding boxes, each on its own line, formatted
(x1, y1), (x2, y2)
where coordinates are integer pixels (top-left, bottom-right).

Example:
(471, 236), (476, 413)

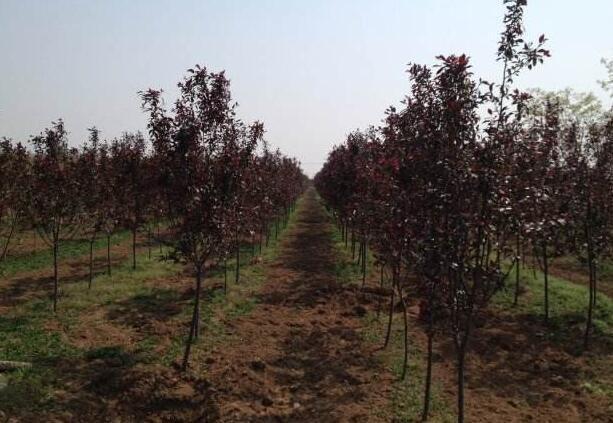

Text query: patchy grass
(0, 204), (303, 417)
(0, 230), (132, 277)
(325, 207), (453, 422)
(323, 208), (377, 286)
(186, 204), (303, 367)
(0, 248), (178, 414)
(495, 262), (613, 348)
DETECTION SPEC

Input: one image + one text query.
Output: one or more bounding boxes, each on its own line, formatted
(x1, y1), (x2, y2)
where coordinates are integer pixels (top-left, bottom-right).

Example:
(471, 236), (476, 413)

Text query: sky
(1, 0), (612, 177)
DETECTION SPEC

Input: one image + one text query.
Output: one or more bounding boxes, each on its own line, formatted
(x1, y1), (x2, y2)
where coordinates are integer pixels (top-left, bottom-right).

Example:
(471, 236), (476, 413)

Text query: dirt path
(207, 188), (392, 422)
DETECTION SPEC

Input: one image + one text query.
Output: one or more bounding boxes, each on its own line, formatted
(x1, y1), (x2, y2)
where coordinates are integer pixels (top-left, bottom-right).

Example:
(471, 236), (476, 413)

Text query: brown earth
(0, 232), (156, 310)
(206, 188), (394, 422)
(3, 188), (611, 422)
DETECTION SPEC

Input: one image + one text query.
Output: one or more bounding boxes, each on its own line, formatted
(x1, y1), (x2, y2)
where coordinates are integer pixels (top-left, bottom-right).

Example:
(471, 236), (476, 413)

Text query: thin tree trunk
(106, 233), (112, 276)
(132, 228), (137, 270)
(344, 223), (348, 248)
(384, 268), (396, 349)
(584, 219), (595, 350)
(224, 259), (228, 295)
(513, 232), (521, 306)
(398, 283), (409, 381)
(421, 281), (435, 421)
(53, 241), (59, 312)
(584, 260), (594, 350)
(543, 241), (549, 322)
(148, 227), (152, 260)
(158, 222), (163, 254)
(457, 346), (466, 423)
(182, 265), (203, 370)
(376, 264), (384, 320)
(88, 240), (94, 289)
(422, 326), (434, 421)
(235, 235), (240, 284)
(361, 241), (367, 288)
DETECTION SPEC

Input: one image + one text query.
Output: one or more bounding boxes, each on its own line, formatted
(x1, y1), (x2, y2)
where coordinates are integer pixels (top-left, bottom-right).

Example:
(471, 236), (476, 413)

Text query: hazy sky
(1, 1), (611, 176)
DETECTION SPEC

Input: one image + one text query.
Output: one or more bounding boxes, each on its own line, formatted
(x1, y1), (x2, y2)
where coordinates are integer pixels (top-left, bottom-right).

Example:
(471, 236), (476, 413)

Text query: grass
(325, 210), (454, 422)
(0, 203), (303, 416)
(324, 200), (613, 419)
(362, 313), (454, 423)
(494, 261), (613, 403)
(186, 201), (304, 365)
(0, 230), (132, 277)
(0, 247), (179, 413)
(322, 203), (378, 286)
(494, 262), (613, 347)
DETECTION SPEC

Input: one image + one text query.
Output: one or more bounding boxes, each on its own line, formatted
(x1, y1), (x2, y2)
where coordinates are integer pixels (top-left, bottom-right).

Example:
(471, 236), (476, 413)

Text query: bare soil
(206, 188), (394, 422)
(3, 190), (611, 422)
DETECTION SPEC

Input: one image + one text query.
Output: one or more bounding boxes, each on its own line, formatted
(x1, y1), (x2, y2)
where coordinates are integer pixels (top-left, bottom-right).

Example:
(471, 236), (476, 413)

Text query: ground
(0, 188), (612, 422)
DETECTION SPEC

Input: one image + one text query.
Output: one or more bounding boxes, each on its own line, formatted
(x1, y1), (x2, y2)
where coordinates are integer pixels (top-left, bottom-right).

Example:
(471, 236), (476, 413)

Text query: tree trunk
(158, 222), (163, 254)
(584, 220), (595, 350)
(513, 232), (520, 306)
(132, 228), (137, 270)
(147, 227), (152, 260)
(457, 346), (466, 423)
(224, 259), (228, 295)
(234, 226), (241, 284)
(182, 265), (203, 370)
(361, 241), (367, 288)
(543, 241), (549, 322)
(422, 284), (435, 421)
(106, 234), (112, 276)
(383, 268), (396, 349)
(52, 241), (59, 312)
(88, 240), (94, 289)
(376, 264), (384, 320)
(398, 283), (409, 380)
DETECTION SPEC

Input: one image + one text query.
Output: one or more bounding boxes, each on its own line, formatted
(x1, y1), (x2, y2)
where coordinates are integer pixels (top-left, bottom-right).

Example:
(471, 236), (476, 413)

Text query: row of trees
(315, 1), (612, 422)
(0, 66), (306, 368)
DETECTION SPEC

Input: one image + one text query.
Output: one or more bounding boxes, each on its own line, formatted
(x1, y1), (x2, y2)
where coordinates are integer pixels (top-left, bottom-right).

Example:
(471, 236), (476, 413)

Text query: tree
(0, 139), (30, 265)
(76, 128), (103, 287)
(142, 65), (256, 370)
(29, 120), (82, 312)
(111, 132), (149, 270)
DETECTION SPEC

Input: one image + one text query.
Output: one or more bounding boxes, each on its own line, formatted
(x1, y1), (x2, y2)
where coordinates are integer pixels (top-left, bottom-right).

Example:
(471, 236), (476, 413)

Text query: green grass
(324, 207), (453, 422)
(323, 205), (377, 286)
(0, 217), (298, 414)
(185, 201), (303, 364)
(0, 230), (132, 277)
(0, 202), (309, 416)
(494, 262), (613, 347)
(0, 247), (179, 413)
(362, 313), (454, 423)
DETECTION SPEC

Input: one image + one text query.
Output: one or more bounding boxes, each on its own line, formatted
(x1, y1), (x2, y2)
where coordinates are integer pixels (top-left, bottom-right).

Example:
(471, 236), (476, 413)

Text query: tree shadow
(105, 288), (185, 331)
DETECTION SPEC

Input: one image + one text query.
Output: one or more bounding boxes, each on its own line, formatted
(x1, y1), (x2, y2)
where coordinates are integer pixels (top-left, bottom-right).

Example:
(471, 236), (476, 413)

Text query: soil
(2, 189), (612, 422)
(205, 188), (394, 422)
(0, 232), (155, 310)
